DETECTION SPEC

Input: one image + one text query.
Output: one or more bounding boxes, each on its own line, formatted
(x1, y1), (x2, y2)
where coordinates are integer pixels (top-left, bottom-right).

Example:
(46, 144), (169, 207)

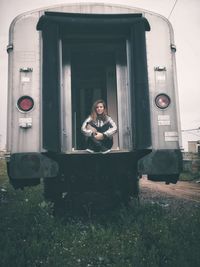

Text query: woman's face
(96, 103), (105, 115)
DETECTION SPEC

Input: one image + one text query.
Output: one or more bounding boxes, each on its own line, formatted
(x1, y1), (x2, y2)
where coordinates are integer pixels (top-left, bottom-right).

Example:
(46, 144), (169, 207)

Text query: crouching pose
(81, 99), (117, 154)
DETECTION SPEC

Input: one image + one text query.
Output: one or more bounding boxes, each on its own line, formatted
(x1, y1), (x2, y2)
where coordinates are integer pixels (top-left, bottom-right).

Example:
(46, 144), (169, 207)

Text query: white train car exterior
(6, 3), (182, 199)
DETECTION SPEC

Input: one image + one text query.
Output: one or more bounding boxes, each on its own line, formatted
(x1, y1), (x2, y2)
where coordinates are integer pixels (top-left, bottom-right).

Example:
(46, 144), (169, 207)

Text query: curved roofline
(8, 2), (174, 41)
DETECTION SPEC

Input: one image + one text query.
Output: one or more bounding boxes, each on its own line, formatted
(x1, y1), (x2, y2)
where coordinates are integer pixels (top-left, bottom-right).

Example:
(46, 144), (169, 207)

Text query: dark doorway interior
(71, 50), (116, 149)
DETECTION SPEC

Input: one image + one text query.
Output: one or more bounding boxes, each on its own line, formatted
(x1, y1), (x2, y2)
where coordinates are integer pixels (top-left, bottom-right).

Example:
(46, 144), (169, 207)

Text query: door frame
(61, 37), (131, 153)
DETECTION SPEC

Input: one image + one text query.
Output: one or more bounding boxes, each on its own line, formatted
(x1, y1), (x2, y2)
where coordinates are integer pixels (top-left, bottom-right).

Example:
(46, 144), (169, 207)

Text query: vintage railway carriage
(6, 3), (182, 201)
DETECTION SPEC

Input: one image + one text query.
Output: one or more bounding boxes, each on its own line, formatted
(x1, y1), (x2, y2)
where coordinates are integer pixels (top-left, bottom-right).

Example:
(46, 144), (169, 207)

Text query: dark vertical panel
(42, 22), (61, 152)
(130, 22), (151, 149)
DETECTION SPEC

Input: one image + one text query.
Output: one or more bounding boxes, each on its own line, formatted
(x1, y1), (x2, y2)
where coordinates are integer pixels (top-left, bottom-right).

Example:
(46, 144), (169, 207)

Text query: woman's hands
(87, 124), (97, 134)
(94, 132), (104, 140)
(87, 124), (104, 140)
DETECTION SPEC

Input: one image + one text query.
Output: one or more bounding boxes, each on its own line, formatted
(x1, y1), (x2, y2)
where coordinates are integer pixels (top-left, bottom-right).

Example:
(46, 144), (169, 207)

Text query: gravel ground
(139, 177), (200, 212)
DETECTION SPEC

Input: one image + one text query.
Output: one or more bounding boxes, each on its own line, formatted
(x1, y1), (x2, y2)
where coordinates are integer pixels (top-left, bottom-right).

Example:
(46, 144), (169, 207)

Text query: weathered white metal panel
(144, 13), (180, 149)
(7, 13), (41, 153)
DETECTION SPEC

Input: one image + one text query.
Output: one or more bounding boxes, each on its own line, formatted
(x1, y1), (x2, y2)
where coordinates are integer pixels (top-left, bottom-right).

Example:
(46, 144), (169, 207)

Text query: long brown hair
(91, 99), (107, 121)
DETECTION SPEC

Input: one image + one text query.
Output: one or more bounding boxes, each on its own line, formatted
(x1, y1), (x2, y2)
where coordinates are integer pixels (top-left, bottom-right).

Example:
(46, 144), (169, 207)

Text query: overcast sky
(0, 0), (200, 150)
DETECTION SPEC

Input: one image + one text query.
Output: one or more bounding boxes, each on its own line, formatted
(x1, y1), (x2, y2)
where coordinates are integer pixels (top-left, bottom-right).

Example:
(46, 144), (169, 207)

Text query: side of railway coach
(6, 3), (182, 201)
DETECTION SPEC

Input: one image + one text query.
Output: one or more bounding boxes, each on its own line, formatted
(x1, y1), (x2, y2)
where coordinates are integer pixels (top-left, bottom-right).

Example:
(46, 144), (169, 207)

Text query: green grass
(0, 159), (200, 267)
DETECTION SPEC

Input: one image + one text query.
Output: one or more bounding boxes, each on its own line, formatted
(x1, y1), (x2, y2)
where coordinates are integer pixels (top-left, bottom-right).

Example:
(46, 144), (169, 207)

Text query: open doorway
(71, 48), (118, 150)
(62, 39), (130, 152)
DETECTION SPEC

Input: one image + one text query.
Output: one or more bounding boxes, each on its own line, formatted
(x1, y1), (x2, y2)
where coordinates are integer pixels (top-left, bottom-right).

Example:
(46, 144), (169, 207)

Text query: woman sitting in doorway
(81, 99), (117, 154)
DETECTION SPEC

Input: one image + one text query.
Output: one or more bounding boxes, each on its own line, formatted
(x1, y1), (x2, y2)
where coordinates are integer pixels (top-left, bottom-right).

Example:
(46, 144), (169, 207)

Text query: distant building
(188, 140), (200, 153)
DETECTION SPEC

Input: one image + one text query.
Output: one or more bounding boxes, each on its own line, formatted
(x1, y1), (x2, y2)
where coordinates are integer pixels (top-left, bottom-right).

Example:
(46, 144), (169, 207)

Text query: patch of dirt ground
(139, 176), (200, 210)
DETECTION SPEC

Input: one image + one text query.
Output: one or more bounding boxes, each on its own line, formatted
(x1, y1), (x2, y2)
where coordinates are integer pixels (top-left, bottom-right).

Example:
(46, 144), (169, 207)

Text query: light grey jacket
(81, 115), (117, 138)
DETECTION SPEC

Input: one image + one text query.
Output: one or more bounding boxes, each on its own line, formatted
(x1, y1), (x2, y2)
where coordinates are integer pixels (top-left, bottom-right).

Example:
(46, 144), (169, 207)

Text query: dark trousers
(87, 136), (113, 152)
(86, 122), (113, 152)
